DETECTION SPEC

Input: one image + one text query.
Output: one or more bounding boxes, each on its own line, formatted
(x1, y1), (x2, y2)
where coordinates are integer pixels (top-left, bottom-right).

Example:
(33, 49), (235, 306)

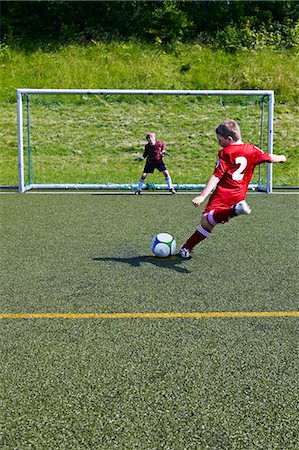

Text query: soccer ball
(151, 233), (176, 258)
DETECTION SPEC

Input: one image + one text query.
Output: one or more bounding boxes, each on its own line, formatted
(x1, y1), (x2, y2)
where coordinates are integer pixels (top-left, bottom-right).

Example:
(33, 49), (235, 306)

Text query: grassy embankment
(1, 41), (298, 186)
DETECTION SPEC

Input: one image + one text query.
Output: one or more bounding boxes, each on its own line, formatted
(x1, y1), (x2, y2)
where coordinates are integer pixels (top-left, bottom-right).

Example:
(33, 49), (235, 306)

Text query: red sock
(183, 225), (211, 251)
(207, 208), (234, 225)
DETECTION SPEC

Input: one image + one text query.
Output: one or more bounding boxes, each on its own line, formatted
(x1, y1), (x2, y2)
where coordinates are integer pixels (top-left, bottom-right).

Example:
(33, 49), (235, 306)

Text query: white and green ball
(151, 233), (176, 258)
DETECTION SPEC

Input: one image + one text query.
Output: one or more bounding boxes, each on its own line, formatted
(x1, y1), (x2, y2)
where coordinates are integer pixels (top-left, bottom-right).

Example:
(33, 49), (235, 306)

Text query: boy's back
(213, 143), (272, 197)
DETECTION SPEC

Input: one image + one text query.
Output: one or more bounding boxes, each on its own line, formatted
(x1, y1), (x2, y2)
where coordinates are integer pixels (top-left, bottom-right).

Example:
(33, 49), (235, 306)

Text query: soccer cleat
(169, 188), (176, 194)
(134, 190), (142, 195)
(179, 246), (190, 258)
(234, 200), (251, 216)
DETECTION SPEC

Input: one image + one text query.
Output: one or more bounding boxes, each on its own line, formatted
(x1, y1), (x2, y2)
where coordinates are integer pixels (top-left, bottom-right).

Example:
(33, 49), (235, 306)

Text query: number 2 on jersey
(232, 156), (247, 180)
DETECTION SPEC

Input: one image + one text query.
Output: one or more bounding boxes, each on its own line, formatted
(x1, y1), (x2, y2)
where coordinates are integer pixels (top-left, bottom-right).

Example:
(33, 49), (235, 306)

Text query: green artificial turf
(0, 193), (298, 449)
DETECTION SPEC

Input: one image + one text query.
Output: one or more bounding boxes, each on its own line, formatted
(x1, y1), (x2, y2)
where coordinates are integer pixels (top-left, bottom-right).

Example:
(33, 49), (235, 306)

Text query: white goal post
(17, 89), (274, 193)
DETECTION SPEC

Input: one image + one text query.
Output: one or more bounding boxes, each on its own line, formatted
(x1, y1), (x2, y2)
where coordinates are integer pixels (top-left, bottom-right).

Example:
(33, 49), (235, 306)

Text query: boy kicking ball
(180, 119), (286, 258)
(135, 132), (176, 194)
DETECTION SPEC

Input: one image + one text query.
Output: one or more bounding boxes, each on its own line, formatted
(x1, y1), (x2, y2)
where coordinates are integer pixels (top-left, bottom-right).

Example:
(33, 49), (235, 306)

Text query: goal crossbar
(17, 88), (274, 96)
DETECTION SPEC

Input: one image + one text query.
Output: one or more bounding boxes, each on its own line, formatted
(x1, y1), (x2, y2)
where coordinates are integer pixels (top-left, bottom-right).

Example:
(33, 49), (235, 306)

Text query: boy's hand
(162, 151), (171, 157)
(270, 154), (287, 163)
(192, 196), (205, 207)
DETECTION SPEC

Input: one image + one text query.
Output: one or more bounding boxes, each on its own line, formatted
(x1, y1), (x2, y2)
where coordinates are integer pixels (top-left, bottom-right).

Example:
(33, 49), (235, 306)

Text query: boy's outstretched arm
(192, 175), (220, 207)
(270, 154), (287, 163)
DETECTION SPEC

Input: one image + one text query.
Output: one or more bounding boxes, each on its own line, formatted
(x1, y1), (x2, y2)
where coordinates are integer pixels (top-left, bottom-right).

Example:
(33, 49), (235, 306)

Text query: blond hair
(216, 119), (241, 142)
(146, 132), (156, 139)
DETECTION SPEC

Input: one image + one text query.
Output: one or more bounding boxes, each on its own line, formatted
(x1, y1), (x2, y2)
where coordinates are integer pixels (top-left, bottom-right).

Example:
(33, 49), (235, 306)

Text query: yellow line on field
(0, 311), (298, 319)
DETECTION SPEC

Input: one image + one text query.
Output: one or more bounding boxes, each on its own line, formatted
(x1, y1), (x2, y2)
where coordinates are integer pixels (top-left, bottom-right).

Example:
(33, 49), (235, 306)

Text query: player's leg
(207, 200), (251, 224)
(162, 169), (176, 194)
(180, 201), (251, 257)
(179, 213), (213, 257)
(135, 162), (156, 194)
(135, 172), (148, 195)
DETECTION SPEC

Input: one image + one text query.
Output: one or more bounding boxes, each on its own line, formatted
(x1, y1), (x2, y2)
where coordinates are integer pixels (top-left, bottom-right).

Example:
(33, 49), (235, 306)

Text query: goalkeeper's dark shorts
(143, 161), (167, 173)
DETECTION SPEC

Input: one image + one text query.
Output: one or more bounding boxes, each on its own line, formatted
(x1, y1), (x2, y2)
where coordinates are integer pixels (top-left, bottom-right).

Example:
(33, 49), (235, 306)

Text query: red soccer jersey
(205, 143), (272, 211)
(143, 141), (165, 163)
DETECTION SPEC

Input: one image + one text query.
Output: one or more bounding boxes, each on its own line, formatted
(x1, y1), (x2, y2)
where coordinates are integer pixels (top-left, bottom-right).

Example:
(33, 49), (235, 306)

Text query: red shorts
(204, 186), (245, 213)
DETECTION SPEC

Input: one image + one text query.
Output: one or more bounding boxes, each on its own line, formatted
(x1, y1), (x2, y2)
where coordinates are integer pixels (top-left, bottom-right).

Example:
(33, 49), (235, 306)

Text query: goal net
(17, 89), (274, 193)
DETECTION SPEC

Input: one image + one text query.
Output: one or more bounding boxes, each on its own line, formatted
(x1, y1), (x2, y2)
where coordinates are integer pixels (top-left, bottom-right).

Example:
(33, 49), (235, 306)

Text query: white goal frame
(17, 89), (274, 193)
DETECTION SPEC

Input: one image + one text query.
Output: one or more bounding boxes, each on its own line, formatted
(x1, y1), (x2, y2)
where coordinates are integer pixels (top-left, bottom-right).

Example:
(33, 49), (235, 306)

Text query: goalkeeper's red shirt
(143, 141), (165, 163)
(205, 143), (272, 212)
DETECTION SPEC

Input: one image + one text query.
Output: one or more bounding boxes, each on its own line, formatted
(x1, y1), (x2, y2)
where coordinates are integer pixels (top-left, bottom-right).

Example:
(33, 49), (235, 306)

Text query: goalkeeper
(134, 132), (176, 194)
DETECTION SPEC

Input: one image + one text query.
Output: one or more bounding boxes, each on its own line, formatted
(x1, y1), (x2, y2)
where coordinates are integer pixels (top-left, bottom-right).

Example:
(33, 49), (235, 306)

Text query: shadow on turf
(93, 255), (190, 273)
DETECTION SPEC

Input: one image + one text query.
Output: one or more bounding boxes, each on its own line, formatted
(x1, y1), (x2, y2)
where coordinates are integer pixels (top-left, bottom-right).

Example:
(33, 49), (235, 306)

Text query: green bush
(214, 20), (299, 52)
(145, 0), (194, 45)
(1, 0), (298, 50)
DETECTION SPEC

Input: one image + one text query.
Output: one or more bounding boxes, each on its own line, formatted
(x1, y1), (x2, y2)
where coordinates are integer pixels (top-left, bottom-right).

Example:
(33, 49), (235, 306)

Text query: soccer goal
(17, 89), (274, 193)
